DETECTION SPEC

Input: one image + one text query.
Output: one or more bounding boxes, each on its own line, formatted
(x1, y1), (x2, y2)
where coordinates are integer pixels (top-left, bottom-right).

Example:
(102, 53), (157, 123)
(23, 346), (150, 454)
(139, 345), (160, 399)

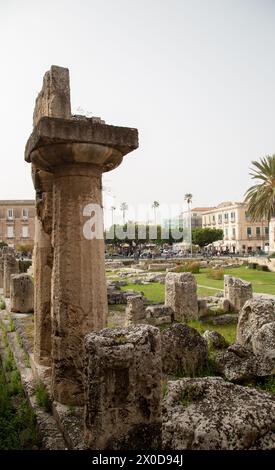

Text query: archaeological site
(0, 66), (275, 454)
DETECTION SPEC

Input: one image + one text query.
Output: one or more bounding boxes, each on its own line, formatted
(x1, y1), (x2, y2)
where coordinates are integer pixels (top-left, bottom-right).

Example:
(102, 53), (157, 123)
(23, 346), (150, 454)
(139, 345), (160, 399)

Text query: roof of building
(0, 200), (35, 205)
(191, 207), (214, 212)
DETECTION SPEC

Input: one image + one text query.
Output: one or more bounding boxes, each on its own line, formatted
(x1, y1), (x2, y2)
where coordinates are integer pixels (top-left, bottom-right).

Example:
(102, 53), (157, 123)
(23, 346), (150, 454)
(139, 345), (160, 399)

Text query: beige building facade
(202, 201), (269, 254)
(0, 200), (35, 248)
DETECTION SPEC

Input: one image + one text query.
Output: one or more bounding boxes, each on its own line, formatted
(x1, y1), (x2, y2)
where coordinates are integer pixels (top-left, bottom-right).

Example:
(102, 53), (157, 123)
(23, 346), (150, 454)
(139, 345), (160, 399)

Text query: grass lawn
(195, 266), (275, 295)
(188, 319), (236, 344)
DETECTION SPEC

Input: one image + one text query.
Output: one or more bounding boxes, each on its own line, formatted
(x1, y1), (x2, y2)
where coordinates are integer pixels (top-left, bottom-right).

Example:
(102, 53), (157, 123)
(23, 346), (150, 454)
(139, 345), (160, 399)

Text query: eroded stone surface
(84, 325), (162, 450)
(237, 298), (275, 358)
(214, 343), (275, 382)
(165, 272), (198, 322)
(162, 377), (275, 450)
(161, 323), (208, 376)
(203, 330), (228, 350)
(10, 274), (34, 313)
(3, 252), (19, 298)
(224, 275), (252, 311)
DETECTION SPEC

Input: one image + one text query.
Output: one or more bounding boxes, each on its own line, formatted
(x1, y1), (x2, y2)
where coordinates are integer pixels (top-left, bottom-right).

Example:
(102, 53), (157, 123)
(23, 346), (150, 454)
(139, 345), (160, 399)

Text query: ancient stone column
(3, 253), (19, 298)
(32, 167), (53, 366)
(84, 325), (162, 450)
(10, 274), (34, 313)
(25, 66), (138, 405)
(224, 275), (252, 311)
(0, 251), (3, 289)
(165, 272), (198, 322)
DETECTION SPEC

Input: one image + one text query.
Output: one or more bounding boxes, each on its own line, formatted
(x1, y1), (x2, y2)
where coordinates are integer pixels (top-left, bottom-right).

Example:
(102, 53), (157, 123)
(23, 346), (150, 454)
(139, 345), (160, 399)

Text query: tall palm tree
(184, 193), (193, 255)
(110, 206), (116, 227)
(120, 202), (128, 225)
(152, 201), (160, 225)
(244, 155), (275, 222)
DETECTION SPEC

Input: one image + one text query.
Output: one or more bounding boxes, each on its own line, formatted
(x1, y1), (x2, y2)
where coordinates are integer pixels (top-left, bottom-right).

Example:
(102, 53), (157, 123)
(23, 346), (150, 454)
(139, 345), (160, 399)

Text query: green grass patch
(195, 266), (275, 295)
(0, 360), (40, 449)
(35, 383), (52, 413)
(188, 319), (236, 345)
(121, 283), (165, 303)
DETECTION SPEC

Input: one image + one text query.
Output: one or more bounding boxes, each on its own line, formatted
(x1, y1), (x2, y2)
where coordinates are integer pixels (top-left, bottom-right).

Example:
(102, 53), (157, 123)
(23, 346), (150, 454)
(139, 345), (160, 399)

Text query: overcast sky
(1, 0), (275, 221)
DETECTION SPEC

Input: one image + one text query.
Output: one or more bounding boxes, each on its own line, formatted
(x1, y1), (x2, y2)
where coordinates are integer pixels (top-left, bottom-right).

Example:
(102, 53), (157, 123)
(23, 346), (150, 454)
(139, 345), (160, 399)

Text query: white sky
(1, 0), (275, 223)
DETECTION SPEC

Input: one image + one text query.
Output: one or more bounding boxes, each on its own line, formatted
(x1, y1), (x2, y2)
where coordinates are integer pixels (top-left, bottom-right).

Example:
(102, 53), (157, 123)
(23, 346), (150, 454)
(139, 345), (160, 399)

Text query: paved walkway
(197, 283), (275, 299)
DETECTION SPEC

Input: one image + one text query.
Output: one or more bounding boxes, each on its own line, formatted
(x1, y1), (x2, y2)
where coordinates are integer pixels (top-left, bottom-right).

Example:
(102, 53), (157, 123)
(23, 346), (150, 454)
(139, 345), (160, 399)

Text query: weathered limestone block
(33, 65), (71, 126)
(25, 65), (138, 405)
(145, 305), (173, 326)
(84, 325), (162, 450)
(198, 298), (208, 318)
(224, 275), (252, 311)
(218, 297), (230, 313)
(202, 330), (228, 350)
(10, 274), (34, 313)
(3, 253), (19, 298)
(162, 377), (275, 450)
(125, 295), (146, 325)
(214, 343), (275, 382)
(237, 298), (275, 358)
(161, 323), (208, 376)
(165, 272), (198, 322)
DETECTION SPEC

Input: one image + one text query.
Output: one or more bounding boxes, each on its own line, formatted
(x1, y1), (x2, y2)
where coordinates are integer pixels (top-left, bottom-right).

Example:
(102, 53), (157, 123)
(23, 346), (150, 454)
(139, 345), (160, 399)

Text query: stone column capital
(25, 116), (138, 174)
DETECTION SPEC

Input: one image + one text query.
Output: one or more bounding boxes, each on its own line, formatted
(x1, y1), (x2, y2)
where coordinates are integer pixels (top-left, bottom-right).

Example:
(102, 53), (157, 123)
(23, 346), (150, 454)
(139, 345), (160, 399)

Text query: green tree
(244, 155), (275, 221)
(192, 228), (223, 247)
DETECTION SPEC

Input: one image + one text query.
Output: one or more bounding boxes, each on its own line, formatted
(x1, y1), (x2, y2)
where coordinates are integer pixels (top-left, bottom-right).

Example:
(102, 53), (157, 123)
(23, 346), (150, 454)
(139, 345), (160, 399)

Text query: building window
(22, 208), (29, 219)
(218, 214), (222, 223)
(232, 228), (236, 237)
(256, 227), (261, 237)
(212, 215), (215, 222)
(7, 226), (14, 238)
(247, 227), (252, 237)
(225, 228), (228, 237)
(22, 226), (29, 238)
(7, 209), (13, 220)
(265, 226), (269, 236)
(224, 213), (228, 221)
(230, 212), (235, 221)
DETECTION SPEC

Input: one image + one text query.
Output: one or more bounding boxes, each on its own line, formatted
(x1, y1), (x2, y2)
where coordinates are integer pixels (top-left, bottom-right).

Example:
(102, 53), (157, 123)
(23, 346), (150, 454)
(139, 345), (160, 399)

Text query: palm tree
(184, 193), (193, 255)
(244, 155), (275, 222)
(120, 202), (128, 225)
(152, 201), (160, 225)
(110, 206), (116, 227)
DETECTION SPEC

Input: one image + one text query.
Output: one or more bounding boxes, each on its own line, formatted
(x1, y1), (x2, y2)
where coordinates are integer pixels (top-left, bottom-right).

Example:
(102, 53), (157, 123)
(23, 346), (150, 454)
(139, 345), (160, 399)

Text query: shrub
(256, 264), (269, 272)
(268, 252), (275, 258)
(35, 383), (52, 413)
(248, 263), (258, 270)
(19, 260), (32, 274)
(0, 300), (6, 310)
(206, 268), (224, 280)
(174, 262), (200, 274)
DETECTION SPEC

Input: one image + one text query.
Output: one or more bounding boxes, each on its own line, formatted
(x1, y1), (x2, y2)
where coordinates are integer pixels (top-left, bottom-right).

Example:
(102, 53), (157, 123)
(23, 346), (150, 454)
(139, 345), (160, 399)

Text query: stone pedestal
(125, 295), (145, 325)
(224, 275), (252, 311)
(84, 325), (162, 450)
(10, 274), (34, 313)
(165, 272), (198, 322)
(3, 254), (19, 298)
